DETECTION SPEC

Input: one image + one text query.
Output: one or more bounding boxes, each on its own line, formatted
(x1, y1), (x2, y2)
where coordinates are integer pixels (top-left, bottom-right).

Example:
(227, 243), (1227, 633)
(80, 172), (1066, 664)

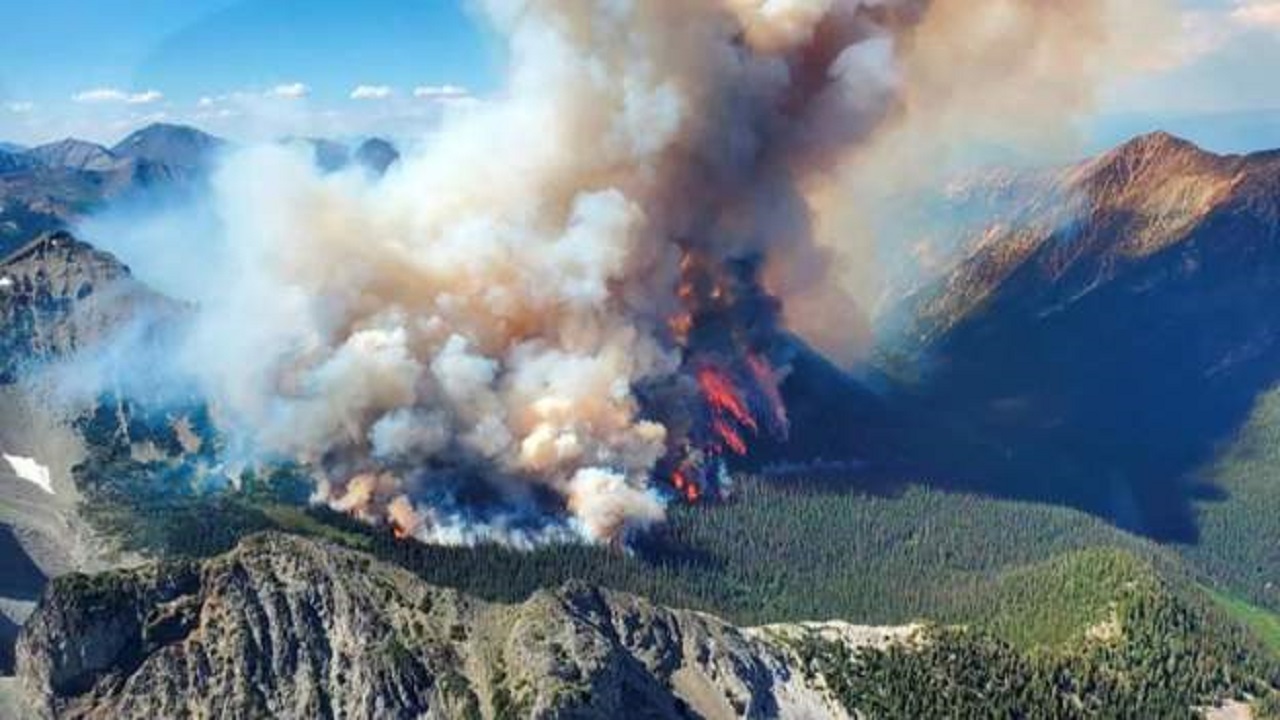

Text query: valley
(4, 126), (1280, 717)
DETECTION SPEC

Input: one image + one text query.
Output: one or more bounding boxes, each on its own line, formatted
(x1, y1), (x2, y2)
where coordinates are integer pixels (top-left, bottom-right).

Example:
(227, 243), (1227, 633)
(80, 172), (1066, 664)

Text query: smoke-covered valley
(9, 0), (1175, 550)
(12, 1), (1280, 717)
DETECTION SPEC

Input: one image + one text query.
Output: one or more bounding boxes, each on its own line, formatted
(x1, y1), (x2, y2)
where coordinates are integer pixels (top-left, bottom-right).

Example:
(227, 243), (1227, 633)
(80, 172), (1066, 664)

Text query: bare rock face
(15, 533), (849, 719)
(0, 231), (173, 383)
(0, 232), (171, 674)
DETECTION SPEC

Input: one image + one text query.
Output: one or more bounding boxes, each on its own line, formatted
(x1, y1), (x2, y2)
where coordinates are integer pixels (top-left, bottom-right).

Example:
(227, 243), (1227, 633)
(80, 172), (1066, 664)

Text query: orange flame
(697, 366), (758, 432)
(671, 467), (701, 503)
(387, 495), (421, 541)
(713, 418), (748, 455)
(663, 246), (788, 504)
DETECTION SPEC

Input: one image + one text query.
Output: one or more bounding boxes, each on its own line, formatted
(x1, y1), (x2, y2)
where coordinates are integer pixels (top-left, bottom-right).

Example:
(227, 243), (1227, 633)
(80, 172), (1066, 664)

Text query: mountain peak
(355, 137), (400, 175)
(1081, 131), (1223, 186)
(111, 123), (224, 170)
(1116, 130), (1201, 155)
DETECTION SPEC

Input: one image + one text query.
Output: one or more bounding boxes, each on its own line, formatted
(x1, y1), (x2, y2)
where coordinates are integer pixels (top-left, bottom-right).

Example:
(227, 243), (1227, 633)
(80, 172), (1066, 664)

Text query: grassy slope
(1209, 587), (1280, 656)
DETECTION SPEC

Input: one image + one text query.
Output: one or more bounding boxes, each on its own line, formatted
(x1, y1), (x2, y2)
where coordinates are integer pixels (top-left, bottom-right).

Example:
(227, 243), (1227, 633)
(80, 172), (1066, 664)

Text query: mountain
(280, 137), (402, 175)
(285, 137), (351, 173)
(24, 140), (121, 173)
(7, 132), (1280, 716)
(16, 532), (1279, 719)
(355, 137), (400, 175)
(15, 532), (848, 719)
(0, 168), (118, 259)
(0, 231), (170, 678)
(0, 231), (175, 383)
(0, 144), (26, 155)
(110, 123), (223, 172)
(0, 125), (227, 253)
(876, 132), (1280, 543)
(0, 150), (35, 174)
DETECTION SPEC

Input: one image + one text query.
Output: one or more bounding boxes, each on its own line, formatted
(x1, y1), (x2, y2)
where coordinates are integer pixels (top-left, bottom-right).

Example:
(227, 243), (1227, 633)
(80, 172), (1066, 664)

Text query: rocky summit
(15, 533), (861, 720)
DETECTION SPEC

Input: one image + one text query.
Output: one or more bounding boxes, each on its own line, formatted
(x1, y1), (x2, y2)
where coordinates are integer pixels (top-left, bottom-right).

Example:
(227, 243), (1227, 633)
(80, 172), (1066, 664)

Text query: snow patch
(4, 453), (54, 494)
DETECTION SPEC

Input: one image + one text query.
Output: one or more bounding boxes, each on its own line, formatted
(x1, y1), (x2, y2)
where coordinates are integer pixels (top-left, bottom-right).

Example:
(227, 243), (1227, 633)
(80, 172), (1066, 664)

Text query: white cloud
(1102, 0), (1280, 115)
(1173, 1), (1280, 64)
(268, 82), (310, 99)
(127, 90), (164, 105)
(72, 88), (164, 105)
(5, 101), (34, 114)
(413, 84), (470, 100)
(1232, 0), (1280, 29)
(350, 85), (394, 101)
(72, 88), (128, 103)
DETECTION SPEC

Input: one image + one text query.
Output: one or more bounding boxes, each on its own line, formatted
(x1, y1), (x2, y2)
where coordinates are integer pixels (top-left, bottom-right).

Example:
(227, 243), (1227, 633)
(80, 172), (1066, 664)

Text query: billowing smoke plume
(82, 0), (1169, 545)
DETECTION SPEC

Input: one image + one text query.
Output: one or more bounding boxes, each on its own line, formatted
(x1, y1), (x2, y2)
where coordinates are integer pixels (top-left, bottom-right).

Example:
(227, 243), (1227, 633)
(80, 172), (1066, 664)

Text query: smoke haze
(71, 0), (1173, 545)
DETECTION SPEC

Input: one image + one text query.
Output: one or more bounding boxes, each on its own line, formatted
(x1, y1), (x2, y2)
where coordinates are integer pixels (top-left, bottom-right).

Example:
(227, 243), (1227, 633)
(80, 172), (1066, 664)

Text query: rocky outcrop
(15, 533), (857, 720)
(0, 231), (175, 383)
(0, 232), (181, 677)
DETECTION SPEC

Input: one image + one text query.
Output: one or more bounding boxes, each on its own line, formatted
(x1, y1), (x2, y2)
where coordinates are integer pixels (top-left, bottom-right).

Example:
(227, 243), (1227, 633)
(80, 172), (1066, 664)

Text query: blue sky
(2, 0), (1280, 151)
(0, 0), (499, 144)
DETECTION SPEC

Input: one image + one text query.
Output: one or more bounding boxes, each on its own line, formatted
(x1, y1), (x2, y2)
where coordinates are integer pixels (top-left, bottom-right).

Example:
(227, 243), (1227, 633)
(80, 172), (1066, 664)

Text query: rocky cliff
(15, 533), (862, 720)
(0, 230), (177, 383)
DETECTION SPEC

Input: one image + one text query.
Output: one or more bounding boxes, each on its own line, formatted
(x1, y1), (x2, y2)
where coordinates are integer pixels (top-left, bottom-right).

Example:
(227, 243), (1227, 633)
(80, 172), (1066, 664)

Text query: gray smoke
(67, 0), (1171, 545)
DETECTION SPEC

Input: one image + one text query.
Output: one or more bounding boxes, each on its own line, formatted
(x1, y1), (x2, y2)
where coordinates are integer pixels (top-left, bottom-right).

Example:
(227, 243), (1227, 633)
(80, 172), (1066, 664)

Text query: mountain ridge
(15, 532), (852, 720)
(16, 531), (1280, 719)
(24, 141), (122, 174)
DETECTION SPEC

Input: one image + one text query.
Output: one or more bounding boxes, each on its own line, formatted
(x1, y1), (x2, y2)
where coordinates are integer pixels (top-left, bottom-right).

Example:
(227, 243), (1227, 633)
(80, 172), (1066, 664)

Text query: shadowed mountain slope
(883, 132), (1280, 542)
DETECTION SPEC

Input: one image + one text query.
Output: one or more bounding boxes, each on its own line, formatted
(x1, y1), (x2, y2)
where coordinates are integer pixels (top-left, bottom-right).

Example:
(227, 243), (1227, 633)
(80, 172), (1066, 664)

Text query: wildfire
(670, 467), (701, 502)
(657, 244), (792, 504)
(388, 494), (422, 540)
(713, 417), (748, 455)
(698, 365), (759, 433)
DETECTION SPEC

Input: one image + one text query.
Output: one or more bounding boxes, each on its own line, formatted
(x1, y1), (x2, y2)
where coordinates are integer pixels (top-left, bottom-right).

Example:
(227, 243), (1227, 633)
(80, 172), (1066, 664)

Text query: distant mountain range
(0, 124), (402, 255)
(284, 136), (403, 174)
(24, 140), (118, 173)
(111, 123), (224, 171)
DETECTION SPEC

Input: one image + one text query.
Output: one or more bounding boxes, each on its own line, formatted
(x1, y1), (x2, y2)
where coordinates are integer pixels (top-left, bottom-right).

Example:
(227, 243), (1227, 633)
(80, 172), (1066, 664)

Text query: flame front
(657, 247), (791, 503)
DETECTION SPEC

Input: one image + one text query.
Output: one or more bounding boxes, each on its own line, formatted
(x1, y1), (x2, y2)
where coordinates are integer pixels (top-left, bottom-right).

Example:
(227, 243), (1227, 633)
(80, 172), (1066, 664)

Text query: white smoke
(76, 0), (1170, 545)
